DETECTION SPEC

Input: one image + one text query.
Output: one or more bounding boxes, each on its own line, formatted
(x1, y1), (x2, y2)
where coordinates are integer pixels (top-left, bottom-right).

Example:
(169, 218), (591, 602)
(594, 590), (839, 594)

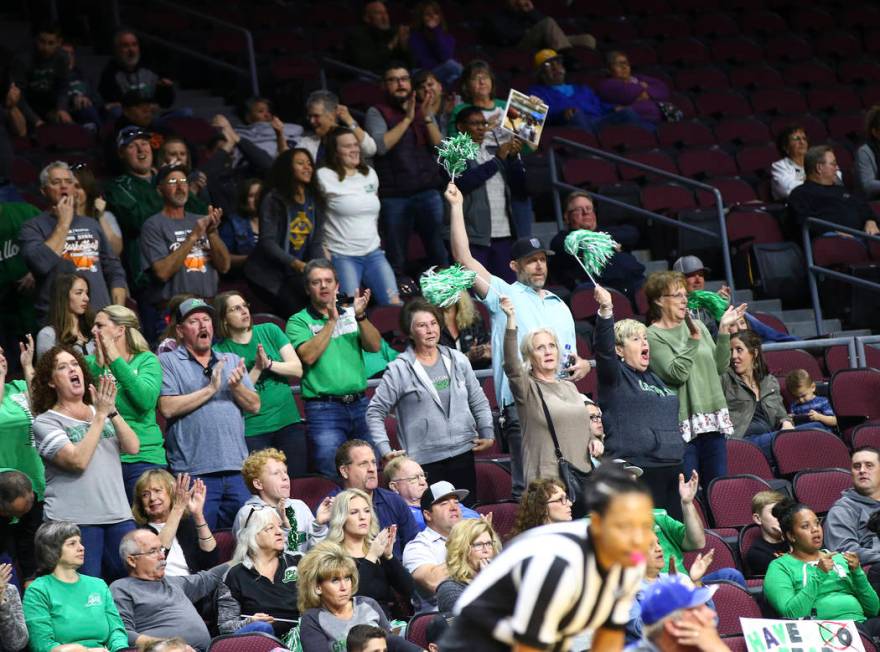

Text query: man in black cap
(447, 183), (590, 498)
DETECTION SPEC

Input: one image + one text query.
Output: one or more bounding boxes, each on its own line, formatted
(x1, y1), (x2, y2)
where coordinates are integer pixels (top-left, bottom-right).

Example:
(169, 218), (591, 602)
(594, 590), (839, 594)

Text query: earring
(316, 588), (322, 594)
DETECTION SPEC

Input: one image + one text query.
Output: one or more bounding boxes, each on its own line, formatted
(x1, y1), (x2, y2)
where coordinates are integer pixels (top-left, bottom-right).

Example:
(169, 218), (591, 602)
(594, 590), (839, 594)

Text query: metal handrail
(319, 57), (380, 90)
(763, 336), (858, 369)
(856, 335), (880, 368)
(801, 217), (880, 334)
(549, 137), (736, 291)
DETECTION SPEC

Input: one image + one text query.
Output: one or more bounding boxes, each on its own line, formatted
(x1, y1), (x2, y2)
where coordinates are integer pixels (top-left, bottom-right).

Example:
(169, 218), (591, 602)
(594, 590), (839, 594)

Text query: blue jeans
(237, 622), (275, 635)
(332, 249), (399, 305)
(198, 472), (252, 530)
(246, 423), (308, 478)
(304, 396), (370, 478)
(704, 567), (747, 589)
(80, 519), (137, 581)
(379, 190), (448, 273)
(121, 461), (167, 504)
(683, 432), (728, 490)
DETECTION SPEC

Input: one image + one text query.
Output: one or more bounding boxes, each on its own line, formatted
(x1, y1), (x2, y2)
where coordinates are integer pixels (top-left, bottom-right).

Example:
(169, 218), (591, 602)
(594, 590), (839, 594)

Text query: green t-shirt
(654, 508), (687, 573)
(286, 306), (367, 399)
(0, 202), (40, 334)
(85, 351), (166, 465)
(215, 322), (302, 435)
(0, 380), (45, 500)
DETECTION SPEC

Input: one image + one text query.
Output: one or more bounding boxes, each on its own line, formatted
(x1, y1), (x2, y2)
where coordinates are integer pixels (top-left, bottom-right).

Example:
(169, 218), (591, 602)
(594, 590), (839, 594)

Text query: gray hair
(231, 507), (281, 565)
(304, 257), (337, 283)
(35, 521), (81, 574)
(306, 89), (339, 115)
(804, 145), (833, 177)
(644, 608), (685, 640)
(118, 528), (148, 568)
(39, 160), (72, 188)
(519, 327), (560, 372)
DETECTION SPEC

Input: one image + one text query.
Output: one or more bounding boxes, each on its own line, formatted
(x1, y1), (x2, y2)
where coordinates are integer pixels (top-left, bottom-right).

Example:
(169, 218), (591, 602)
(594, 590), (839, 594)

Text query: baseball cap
(116, 125), (152, 149)
(534, 48), (562, 70)
(121, 89), (152, 108)
(672, 255), (710, 275)
(640, 576), (718, 626)
(155, 163), (187, 185)
(420, 480), (469, 512)
(510, 236), (554, 261)
(610, 459), (644, 478)
(176, 298), (214, 323)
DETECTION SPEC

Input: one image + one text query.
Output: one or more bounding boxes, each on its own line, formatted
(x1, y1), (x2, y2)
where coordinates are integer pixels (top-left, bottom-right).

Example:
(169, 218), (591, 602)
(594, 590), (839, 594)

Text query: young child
(347, 624), (388, 652)
(747, 490), (788, 576)
(232, 447), (333, 553)
(785, 368), (838, 432)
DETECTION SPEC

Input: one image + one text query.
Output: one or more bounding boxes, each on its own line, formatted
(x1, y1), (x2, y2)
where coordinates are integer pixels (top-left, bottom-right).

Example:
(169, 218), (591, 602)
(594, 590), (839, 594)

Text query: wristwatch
(107, 411), (118, 420)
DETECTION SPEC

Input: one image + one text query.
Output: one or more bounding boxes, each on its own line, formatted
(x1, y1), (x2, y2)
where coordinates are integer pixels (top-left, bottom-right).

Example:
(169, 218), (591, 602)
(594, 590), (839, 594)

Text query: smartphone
(791, 414), (811, 425)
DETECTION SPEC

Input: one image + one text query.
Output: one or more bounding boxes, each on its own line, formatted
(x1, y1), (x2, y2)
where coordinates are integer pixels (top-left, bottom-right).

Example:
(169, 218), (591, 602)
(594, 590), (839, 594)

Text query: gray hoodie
(824, 488), (880, 563)
(365, 345), (494, 464)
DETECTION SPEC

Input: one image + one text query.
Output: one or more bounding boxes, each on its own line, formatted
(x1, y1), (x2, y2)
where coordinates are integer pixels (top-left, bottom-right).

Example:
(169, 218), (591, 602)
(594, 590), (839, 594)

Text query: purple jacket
(596, 75), (669, 124)
(408, 26), (456, 70)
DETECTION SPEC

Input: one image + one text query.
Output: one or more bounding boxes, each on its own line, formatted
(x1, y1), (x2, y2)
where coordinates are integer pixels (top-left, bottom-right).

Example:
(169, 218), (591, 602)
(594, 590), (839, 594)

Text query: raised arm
(446, 182), (491, 298)
(678, 471), (706, 551)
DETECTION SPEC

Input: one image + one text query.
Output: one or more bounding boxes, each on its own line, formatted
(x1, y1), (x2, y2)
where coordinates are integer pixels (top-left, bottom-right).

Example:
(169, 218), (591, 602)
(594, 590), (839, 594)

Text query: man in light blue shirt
(446, 183), (590, 497)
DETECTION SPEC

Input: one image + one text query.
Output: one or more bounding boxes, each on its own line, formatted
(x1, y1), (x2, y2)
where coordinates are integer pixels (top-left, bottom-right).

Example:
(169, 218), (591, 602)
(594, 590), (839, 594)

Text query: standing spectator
(98, 28), (175, 113)
(509, 478), (572, 537)
(645, 271), (744, 487)
(219, 178), (260, 272)
(824, 447), (880, 564)
(855, 105), (880, 199)
(285, 259), (382, 476)
(771, 125), (810, 201)
(365, 63), (448, 277)
(248, 148), (324, 318)
(0, 201), (40, 353)
(11, 23), (71, 124)
(439, 290), (491, 369)
(20, 161), (128, 325)
(482, 0), (596, 53)
(784, 368), (838, 432)
(73, 165), (124, 257)
(0, 559), (27, 652)
(366, 298), (495, 500)
(408, 2), (462, 87)
(300, 90), (377, 166)
(86, 304), (165, 499)
(214, 291), (305, 466)
(597, 51), (670, 126)
(158, 298), (260, 529)
(436, 518), (501, 613)
(414, 70), (456, 135)
(346, 1), (412, 74)
(317, 127), (401, 304)
(747, 490), (787, 576)
(0, 469), (43, 584)
(235, 96), (302, 160)
(35, 272), (94, 360)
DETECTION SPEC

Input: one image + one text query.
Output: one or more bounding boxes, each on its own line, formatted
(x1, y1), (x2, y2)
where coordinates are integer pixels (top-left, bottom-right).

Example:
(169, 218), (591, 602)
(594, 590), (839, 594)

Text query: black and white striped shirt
(440, 520), (645, 652)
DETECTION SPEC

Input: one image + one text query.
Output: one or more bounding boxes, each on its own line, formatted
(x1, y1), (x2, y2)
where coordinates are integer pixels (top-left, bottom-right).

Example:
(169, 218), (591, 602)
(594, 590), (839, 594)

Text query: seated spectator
(424, 615), (448, 652)
(549, 192), (645, 298)
(856, 105), (880, 199)
(21, 161), (128, 325)
(447, 60), (513, 147)
(248, 149), (324, 318)
(825, 447), (880, 564)
(32, 347), (140, 579)
(408, 2), (462, 86)
(509, 478), (572, 538)
(747, 490), (787, 576)
(111, 528), (227, 651)
(436, 518), (501, 613)
(597, 50), (670, 126)
(785, 368), (838, 432)
(73, 165), (123, 257)
(482, 0), (596, 53)
(413, 70), (455, 135)
(402, 480), (467, 611)
(788, 145), (879, 237)
(232, 448), (331, 552)
(235, 96), (302, 160)
(131, 470), (218, 576)
(671, 255), (729, 339)
(11, 22), (71, 124)
(346, 1), (412, 75)
(103, 91), (167, 170)
(529, 49), (648, 134)
(60, 42), (102, 129)
(326, 488), (414, 617)
(298, 542), (420, 651)
(219, 178), (261, 271)
(384, 456), (481, 530)
(765, 498), (880, 637)
(439, 291), (491, 369)
(317, 127), (401, 304)
(300, 90), (377, 166)
(0, 469), (42, 584)
(217, 507), (301, 638)
(366, 298), (494, 500)
(35, 272), (94, 360)
(23, 521), (129, 651)
(99, 28), (175, 113)
(770, 125), (827, 201)
(326, 440), (419, 559)
(214, 292), (306, 465)
(1, 74), (32, 140)
(722, 330), (794, 461)
(347, 624), (388, 652)
(0, 560), (27, 651)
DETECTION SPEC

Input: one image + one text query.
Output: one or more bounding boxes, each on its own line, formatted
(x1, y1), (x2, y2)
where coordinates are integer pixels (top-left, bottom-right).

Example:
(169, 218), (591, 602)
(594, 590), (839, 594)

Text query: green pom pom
(420, 264), (478, 307)
(436, 133), (480, 179)
(563, 230), (619, 279)
(687, 290), (730, 320)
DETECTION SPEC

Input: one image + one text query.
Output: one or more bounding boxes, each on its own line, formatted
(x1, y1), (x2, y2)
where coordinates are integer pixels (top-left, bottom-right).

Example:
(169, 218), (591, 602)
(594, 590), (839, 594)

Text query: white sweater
(317, 166), (382, 256)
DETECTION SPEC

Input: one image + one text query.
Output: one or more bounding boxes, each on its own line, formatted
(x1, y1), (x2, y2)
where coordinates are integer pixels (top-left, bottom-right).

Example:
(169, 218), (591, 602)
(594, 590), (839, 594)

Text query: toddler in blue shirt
(784, 369), (837, 432)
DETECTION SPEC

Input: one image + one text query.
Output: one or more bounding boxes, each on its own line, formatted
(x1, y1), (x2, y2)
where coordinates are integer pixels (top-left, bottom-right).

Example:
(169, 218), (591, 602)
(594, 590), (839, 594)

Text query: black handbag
(535, 384), (592, 519)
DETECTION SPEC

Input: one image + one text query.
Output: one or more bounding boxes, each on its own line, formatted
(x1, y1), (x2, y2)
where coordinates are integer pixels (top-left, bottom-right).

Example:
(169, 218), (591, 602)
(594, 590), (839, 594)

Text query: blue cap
(640, 576), (718, 626)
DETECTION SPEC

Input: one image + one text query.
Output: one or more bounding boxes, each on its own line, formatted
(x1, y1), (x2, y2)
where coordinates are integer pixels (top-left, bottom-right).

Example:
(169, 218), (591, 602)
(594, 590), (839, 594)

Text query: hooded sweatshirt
(824, 488), (880, 564)
(365, 345), (494, 464)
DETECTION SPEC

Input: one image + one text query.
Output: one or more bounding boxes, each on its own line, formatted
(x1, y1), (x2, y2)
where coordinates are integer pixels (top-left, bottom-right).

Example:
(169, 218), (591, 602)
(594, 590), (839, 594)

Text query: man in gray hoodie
(824, 446), (880, 564)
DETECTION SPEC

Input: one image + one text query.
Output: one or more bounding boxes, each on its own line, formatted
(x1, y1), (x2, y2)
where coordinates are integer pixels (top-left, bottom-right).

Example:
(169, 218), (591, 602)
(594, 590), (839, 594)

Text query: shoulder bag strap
(534, 383), (564, 461)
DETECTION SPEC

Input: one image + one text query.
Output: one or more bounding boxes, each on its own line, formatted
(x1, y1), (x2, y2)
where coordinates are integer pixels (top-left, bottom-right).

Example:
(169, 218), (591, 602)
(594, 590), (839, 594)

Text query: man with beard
(99, 28), (175, 112)
(446, 183), (590, 498)
(365, 62), (448, 277)
(346, 0), (411, 74)
(299, 90), (376, 166)
(139, 164), (229, 304)
(158, 298), (259, 529)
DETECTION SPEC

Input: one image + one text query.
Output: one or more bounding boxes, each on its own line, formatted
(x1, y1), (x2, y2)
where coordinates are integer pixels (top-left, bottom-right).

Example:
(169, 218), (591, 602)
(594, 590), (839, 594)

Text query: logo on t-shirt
(61, 227), (100, 272)
(85, 592), (103, 608)
(168, 228), (210, 274)
(66, 421), (116, 443)
(288, 210), (313, 251)
(282, 567), (298, 584)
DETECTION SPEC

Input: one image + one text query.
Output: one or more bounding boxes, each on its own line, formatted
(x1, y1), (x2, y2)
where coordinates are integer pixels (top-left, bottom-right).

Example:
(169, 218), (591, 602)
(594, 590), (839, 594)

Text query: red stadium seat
(715, 118), (772, 147)
(674, 66), (729, 93)
(739, 10), (787, 38)
(696, 177), (757, 208)
(214, 530), (235, 563)
(696, 90), (752, 120)
(751, 89), (808, 116)
(208, 632), (284, 651)
(830, 368), (880, 428)
(783, 61), (837, 89)
(252, 313), (284, 329)
(618, 149), (679, 182)
(692, 12), (738, 38)
(406, 612), (438, 648)
(707, 475), (771, 529)
(562, 158), (619, 188)
(852, 423), (880, 451)
(773, 429), (851, 477)
(35, 123), (95, 151)
(816, 31), (863, 59)
(290, 475), (340, 512)
(711, 36), (764, 66)
(735, 144), (781, 177)
(658, 37), (710, 67)
(708, 581), (763, 637)
(793, 468), (851, 515)
(542, 127), (598, 152)
(770, 114), (828, 143)
(838, 61), (880, 86)
(569, 286), (634, 321)
(807, 86), (862, 115)
(475, 460), (512, 504)
(677, 148), (737, 179)
(725, 636), (749, 652)
(792, 6), (837, 33)
(640, 184), (696, 214)
(597, 124), (657, 153)
(682, 530), (739, 576)
(726, 211), (784, 252)
(811, 236), (871, 268)
(165, 117), (217, 147)
(657, 121), (716, 149)
(640, 14), (691, 39)
(475, 501), (518, 540)
(825, 344), (856, 375)
(827, 113), (866, 142)
(764, 349), (823, 382)
(765, 35), (813, 63)
(367, 305), (402, 336)
(725, 439), (773, 481)
(738, 524), (764, 577)
(729, 64), (784, 91)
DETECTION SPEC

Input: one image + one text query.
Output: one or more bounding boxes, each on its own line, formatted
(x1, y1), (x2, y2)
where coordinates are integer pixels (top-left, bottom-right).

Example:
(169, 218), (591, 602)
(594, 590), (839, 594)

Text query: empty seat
(692, 12), (739, 38)
(708, 581), (763, 637)
(165, 117), (217, 147)
(707, 475), (772, 528)
(792, 6), (837, 33)
(340, 80), (385, 111)
(641, 183), (696, 214)
(811, 235), (871, 268)
(838, 61), (880, 86)
(738, 524), (764, 577)
(290, 475), (340, 512)
(770, 114), (829, 143)
(475, 460), (512, 504)
(640, 14), (691, 39)
(677, 147), (738, 179)
(830, 368), (880, 425)
(807, 86), (862, 114)
(674, 66), (730, 93)
(657, 120), (716, 149)
(475, 501), (518, 540)
(697, 177), (757, 207)
(658, 37), (710, 66)
(682, 530), (739, 575)
(783, 61), (837, 89)
(773, 429), (851, 477)
(764, 348), (823, 382)
(793, 468), (852, 515)
(852, 424), (880, 450)
(711, 36), (764, 65)
(597, 124), (657, 153)
(35, 123), (95, 151)
(618, 149), (679, 182)
(739, 10), (787, 37)
(715, 118), (772, 147)
(569, 286), (634, 321)
(367, 304), (403, 336)
(825, 344), (856, 375)
(728, 64), (784, 91)
(726, 439), (774, 480)
(827, 113), (866, 142)
(562, 158), (619, 187)
(726, 210), (784, 251)
(696, 90), (752, 119)
(735, 144), (779, 177)
(542, 127), (598, 152)
(816, 31), (863, 59)
(751, 89), (808, 116)
(406, 612), (436, 649)
(750, 312), (789, 335)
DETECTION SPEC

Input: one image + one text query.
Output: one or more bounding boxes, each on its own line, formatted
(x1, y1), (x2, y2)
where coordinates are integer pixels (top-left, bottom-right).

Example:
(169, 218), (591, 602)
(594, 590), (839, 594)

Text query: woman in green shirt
(22, 521), (129, 652)
(765, 498), (880, 638)
(213, 291), (307, 476)
(86, 304), (165, 501)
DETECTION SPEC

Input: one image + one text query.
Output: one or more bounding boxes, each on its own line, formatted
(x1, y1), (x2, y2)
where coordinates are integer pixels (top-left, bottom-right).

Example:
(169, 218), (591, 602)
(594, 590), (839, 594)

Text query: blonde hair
(326, 489), (379, 555)
(382, 455), (409, 484)
(445, 291), (479, 330)
(131, 469), (177, 525)
(614, 318), (647, 348)
(241, 447), (287, 495)
(99, 304), (150, 354)
(519, 327), (560, 373)
(785, 368), (814, 395)
(297, 542), (359, 612)
(446, 519), (501, 583)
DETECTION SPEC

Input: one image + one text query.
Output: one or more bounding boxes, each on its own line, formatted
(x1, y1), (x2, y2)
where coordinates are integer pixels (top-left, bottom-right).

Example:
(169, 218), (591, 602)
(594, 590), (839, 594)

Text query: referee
(440, 464), (654, 652)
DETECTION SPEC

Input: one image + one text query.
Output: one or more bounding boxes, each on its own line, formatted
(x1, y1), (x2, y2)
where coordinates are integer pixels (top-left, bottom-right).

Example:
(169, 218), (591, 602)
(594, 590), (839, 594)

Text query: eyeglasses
(227, 302), (250, 314)
(243, 503), (274, 529)
(566, 206), (594, 216)
(470, 541), (494, 550)
(588, 414), (603, 422)
(130, 547), (165, 558)
(162, 177), (189, 186)
(546, 495), (572, 505)
(392, 473), (428, 485)
(662, 292), (688, 300)
(384, 75), (411, 84)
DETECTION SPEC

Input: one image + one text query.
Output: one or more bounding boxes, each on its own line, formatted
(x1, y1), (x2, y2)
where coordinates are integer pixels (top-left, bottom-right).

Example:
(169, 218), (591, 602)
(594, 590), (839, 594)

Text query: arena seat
(830, 368), (880, 443)
(715, 118), (772, 147)
(706, 475), (771, 529)
(475, 501), (518, 540)
(764, 348), (823, 381)
(708, 581), (762, 637)
(773, 429), (851, 477)
(725, 439), (773, 481)
(214, 530), (235, 563)
(406, 612), (437, 648)
(290, 475), (340, 512)
(793, 468), (851, 515)
(208, 632), (284, 651)
(475, 460), (512, 504)
(657, 120), (716, 149)
(682, 530), (740, 577)
(852, 423), (880, 450)
(737, 524), (763, 577)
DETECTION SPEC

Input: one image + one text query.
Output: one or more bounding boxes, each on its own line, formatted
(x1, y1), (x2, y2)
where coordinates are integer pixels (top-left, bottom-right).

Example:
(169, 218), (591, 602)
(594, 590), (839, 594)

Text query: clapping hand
(383, 524), (397, 559)
(353, 289), (371, 319)
(254, 344), (271, 374)
(0, 562), (11, 596)
(19, 334), (34, 372)
(91, 375), (118, 418)
(843, 550), (860, 571)
(368, 527), (391, 562)
(315, 496), (334, 525)
(209, 358), (226, 393)
(228, 358), (247, 389)
(206, 205), (223, 233)
(173, 472), (193, 509)
(718, 303), (748, 334)
(679, 471), (699, 505)
(817, 551), (835, 573)
(688, 549), (714, 583)
(187, 478), (207, 516)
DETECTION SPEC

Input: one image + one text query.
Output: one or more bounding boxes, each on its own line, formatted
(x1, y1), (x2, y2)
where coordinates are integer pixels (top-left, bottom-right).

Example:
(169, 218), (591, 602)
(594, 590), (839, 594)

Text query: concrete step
(833, 329), (874, 338)
(748, 298), (782, 314)
(644, 260), (668, 275)
(780, 309), (818, 323)
(631, 249), (652, 264)
(787, 319), (842, 339)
